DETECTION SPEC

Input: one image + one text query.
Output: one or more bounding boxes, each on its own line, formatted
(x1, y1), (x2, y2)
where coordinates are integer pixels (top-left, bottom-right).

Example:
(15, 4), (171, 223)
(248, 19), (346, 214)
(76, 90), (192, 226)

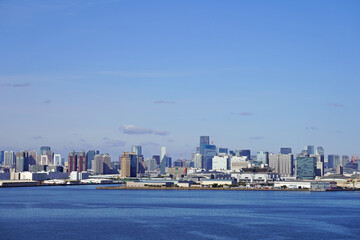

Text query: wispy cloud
(154, 100), (176, 104)
(231, 112), (253, 116)
(250, 136), (264, 140)
(43, 100), (51, 104)
(327, 103), (344, 108)
(33, 136), (42, 140)
(1, 83), (31, 88)
(102, 137), (126, 148)
(95, 71), (179, 78)
(121, 125), (169, 136)
(140, 141), (160, 147)
(306, 126), (318, 131)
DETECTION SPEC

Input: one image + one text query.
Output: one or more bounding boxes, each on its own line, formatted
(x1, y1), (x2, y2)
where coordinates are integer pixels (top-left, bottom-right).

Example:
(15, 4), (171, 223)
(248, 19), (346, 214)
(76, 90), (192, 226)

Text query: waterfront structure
(160, 147), (167, 174)
(257, 151), (269, 165)
(193, 153), (203, 169)
(269, 154), (294, 177)
(92, 154), (111, 175)
(199, 136), (210, 155)
(212, 156), (230, 170)
(280, 148), (292, 155)
(120, 152), (138, 178)
(86, 150), (99, 170)
(200, 179), (236, 186)
(295, 157), (317, 180)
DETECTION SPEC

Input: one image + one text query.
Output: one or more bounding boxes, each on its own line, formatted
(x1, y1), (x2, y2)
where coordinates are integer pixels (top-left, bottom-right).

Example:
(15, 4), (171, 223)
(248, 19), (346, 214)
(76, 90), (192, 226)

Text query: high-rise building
(200, 136), (210, 155)
(341, 155), (349, 165)
(92, 154), (111, 175)
(160, 147), (167, 174)
(296, 157), (317, 180)
(328, 155), (340, 169)
(68, 151), (87, 173)
(152, 155), (160, 165)
(15, 151), (29, 172)
(257, 151), (269, 165)
(305, 145), (315, 155)
(316, 146), (324, 155)
(280, 148), (292, 155)
(239, 150), (251, 160)
(212, 156), (230, 170)
(193, 153), (203, 169)
(54, 154), (62, 166)
(40, 146), (54, 165)
(230, 156), (249, 171)
(27, 151), (37, 166)
(40, 146), (51, 155)
(131, 145), (142, 156)
(4, 151), (16, 168)
(86, 150), (99, 170)
(120, 152), (138, 177)
(145, 158), (157, 172)
(218, 148), (228, 154)
(269, 153), (294, 177)
(0, 151), (4, 166)
(203, 144), (216, 170)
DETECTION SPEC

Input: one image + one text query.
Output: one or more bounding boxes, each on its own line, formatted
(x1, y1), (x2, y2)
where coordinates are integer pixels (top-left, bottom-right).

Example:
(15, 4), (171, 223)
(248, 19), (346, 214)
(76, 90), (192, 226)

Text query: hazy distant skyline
(1, 0), (359, 159)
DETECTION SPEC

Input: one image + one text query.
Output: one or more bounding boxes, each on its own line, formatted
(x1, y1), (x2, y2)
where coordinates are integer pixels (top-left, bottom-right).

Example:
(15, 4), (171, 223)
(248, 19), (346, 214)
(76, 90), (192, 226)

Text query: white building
(212, 156), (230, 170)
(193, 153), (203, 169)
(53, 154), (62, 166)
(232, 172), (280, 184)
(231, 156), (250, 171)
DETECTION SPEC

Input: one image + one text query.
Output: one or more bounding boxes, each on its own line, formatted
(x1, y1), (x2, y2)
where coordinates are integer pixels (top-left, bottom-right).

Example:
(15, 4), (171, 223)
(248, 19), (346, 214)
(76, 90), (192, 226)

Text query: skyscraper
(218, 148), (228, 154)
(86, 150), (99, 170)
(15, 151), (29, 172)
(120, 152), (138, 177)
(305, 145), (315, 155)
(152, 155), (160, 165)
(92, 154), (111, 175)
(239, 150), (251, 160)
(0, 151), (4, 166)
(200, 136), (210, 155)
(257, 151), (269, 165)
(131, 145), (142, 156)
(203, 144), (216, 170)
(193, 153), (203, 169)
(4, 151), (16, 168)
(269, 153), (294, 177)
(68, 151), (87, 173)
(296, 157), (317, 180)
(316, 146), (324, 155)
(160, 147), (167, 174)
(280, 148), (292, 154)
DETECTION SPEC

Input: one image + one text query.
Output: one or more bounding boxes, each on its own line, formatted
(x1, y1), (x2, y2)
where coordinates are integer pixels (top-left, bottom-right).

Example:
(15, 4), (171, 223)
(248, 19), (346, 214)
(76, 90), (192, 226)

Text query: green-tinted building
(296, 157), (317, 180)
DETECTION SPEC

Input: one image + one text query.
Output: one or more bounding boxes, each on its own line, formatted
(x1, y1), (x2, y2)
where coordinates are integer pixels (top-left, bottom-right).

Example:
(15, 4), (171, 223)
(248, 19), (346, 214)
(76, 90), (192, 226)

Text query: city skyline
(1, 1), (359, 159)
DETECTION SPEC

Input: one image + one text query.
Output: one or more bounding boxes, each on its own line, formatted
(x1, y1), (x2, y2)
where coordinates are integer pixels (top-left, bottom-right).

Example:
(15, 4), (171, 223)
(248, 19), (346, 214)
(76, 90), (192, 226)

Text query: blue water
(0, 185), (359, 240)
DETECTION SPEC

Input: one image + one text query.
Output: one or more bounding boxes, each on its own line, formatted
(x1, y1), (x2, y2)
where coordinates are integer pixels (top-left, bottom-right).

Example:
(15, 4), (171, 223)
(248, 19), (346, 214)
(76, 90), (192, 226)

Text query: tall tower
(160, 146), (167, 174)
(131, 145), (142, 156)
(200, 136), (210, 155)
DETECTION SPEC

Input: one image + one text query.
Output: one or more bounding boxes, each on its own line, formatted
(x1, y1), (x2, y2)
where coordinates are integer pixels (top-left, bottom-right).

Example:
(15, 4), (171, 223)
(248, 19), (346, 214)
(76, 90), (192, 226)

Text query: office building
(193, 153), (203, 169)
(239, 150), (251, 160)
(269, 153), (294, 177)
(15, 151), (29, 172)
(305, 145), (315, 155)
(152, 155), (160, 165)
(212, 156), (230, 170)
(92, 154), (111, 175)
(54, 154), (62, 166)
(28, 151), (37, 166)
(40, 146), (54, 165)
(296, 157), (317, 180)
(86, 150), (99, 170)
(203, 144), (217, 170)
(316, 146), (324, 155)
(131, 145), (142, 156)
(0, 151), (4, 166)
(200, 136), (210, 155)
(231, 156), (249, 171)
(160, 147), (167, 174)
(145, 158), (157, 172)
(280, 148), (292, 155)
(218, 148), (228, 154)
(120, 152), (138, 177)
(257, 151), (269, 165)
(328, 155), (340, 169)
(4, 151), (16, 168)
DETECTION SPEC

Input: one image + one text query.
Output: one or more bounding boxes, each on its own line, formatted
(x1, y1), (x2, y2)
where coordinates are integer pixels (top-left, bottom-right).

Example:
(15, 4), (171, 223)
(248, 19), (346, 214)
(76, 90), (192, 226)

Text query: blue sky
(0, 0), (359, 160)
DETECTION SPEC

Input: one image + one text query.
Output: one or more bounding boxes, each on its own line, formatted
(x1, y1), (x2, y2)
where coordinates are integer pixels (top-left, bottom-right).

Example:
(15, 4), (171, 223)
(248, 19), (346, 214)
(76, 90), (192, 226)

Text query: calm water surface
(0, 185), (359, 240)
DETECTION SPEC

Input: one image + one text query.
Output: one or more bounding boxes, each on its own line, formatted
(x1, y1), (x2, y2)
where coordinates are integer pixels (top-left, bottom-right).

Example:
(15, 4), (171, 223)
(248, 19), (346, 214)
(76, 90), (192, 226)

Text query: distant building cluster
(0, 137), (359, 188)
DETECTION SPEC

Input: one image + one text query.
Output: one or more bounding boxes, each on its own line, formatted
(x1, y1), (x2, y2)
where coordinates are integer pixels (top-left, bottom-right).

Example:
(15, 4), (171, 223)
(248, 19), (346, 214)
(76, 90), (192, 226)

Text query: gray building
(296, 157), (317, 180)
(92, 154), (111, 175)
(257, 151), (269, 165)
(280, 148), (292, 155)
(269, 153), (294, 177)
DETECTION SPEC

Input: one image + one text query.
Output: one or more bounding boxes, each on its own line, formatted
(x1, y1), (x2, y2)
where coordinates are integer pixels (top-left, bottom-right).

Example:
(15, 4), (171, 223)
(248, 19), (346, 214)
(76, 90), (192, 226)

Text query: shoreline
(96, 186), (358, 192)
